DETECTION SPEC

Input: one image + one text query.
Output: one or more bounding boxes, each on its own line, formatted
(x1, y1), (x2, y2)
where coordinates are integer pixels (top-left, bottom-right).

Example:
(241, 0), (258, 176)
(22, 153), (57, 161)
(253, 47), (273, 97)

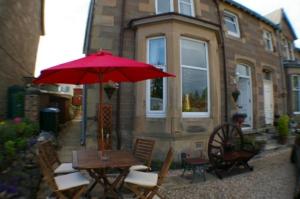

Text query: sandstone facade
(0, 0), (44, 117)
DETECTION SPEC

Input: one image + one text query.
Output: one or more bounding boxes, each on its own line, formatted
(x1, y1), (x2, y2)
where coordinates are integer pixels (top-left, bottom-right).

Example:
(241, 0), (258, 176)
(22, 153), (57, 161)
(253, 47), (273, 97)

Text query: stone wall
(220, 3), (285, 129)
(0, 0), (44, 117)
(87, 0), (288, 156)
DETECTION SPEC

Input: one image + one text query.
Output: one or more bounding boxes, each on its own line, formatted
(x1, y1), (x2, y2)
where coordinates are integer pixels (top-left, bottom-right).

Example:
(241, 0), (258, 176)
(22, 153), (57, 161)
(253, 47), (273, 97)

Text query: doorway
(236, 64), (253, 129)
(263, 71), (274, 125)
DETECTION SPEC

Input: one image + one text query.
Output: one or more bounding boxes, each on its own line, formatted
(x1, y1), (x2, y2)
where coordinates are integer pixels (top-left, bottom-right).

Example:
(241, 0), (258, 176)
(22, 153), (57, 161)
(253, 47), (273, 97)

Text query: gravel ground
(163, 148), (296, 199)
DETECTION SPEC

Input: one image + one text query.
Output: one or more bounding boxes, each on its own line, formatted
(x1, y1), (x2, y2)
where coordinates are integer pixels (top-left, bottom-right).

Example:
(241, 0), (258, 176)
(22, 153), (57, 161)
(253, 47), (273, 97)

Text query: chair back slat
(133, 138), (155, 167)
(37, 154), (59, 191)
(158, 147), (173, 186)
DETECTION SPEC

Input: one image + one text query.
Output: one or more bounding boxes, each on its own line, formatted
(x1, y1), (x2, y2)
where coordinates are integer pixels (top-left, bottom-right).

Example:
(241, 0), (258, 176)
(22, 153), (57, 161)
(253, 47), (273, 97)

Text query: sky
(34, 0), (300, 76)
(34, 0), (90, 76)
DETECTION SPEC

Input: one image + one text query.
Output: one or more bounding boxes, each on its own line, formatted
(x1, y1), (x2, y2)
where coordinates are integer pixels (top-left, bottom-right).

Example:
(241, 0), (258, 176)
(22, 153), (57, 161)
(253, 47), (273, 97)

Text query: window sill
(225, 31), (241, 39)
(146, 113), (166, 118)
(182, 113), (210, 118)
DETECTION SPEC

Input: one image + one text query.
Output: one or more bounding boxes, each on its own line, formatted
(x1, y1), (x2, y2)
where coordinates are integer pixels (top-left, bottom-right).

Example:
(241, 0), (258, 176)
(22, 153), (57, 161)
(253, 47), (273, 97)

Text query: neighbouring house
(83, 0), (298, 159)
(264, 8), (299, 120)
(0, 0), (45, 118)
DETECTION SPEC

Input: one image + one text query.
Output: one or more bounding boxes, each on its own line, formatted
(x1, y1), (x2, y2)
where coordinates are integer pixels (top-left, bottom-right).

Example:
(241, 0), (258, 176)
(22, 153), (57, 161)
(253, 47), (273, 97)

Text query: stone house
(0, 0), (45, 118)
(83, 0), (298, 159)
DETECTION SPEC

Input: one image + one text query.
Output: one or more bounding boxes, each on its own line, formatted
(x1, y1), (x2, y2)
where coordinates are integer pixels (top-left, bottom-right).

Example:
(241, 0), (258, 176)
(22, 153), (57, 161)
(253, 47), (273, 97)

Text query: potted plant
(277, 115), (289, 144)
(104, 83), (118, 100)
(232, 88), (240, 102)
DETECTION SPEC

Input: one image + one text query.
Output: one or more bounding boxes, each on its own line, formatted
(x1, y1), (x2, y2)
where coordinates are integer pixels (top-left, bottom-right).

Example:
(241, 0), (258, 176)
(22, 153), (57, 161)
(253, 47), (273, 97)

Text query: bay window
(146, 37), (167, 117)
(292, 75), (300, 114)
(181, 38), (209, 117)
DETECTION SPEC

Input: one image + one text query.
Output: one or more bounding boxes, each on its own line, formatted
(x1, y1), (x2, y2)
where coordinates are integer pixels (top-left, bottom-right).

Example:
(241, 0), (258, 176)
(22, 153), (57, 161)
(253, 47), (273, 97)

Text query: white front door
(263, 79), (274, 125)
(236, 64), (252, 129)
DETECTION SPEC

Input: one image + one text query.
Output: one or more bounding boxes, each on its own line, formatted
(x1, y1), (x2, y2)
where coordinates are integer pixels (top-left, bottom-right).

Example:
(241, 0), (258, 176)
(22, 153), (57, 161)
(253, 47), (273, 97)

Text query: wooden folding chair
(38, 154), (89, 199)
(125, 147), (173, 199)
(130, 138), (155, 171)
(38, 140), (77, 174)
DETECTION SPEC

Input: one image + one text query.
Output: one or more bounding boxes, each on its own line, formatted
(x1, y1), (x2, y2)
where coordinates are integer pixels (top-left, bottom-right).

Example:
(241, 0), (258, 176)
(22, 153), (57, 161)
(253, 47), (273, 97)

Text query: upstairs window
(282, 38), (295, 60)
(263, 30), (273, 52)
(179, 0), (194, 16)
(224, 11), (240, 38)
(156, 0), (173, 14)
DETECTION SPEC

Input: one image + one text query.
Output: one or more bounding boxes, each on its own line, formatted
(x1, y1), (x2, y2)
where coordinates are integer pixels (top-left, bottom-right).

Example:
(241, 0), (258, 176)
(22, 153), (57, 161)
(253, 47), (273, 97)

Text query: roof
(283, 60), (300, 68)
(223, 0), (279, 29)
(265, 9), (298, 39)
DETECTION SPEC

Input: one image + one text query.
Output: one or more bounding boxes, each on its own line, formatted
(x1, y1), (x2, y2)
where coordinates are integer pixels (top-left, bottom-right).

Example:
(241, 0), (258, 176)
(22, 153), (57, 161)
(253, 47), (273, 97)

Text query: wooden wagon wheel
(208, 123), (244, 169)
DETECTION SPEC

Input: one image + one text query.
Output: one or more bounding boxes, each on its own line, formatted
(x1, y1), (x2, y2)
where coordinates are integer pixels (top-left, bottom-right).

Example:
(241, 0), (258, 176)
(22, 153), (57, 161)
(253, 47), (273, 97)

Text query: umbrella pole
(99, 74), (104, 152)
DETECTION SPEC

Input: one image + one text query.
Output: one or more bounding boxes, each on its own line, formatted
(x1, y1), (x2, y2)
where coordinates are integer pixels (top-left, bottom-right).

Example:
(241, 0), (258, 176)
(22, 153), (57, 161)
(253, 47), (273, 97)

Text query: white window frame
(224, 11), (240, 38)
(263, 30), (273, 52)
(180, 37), (210, 118)
(178, 0), (195, 17)
(146, 36), (167, 118)
(292, 75), (300, 114)
(155, 0), (174, 14)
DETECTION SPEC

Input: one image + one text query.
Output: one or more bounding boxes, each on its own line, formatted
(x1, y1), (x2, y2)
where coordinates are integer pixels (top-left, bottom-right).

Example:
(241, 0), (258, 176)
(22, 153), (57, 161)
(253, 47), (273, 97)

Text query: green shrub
(15, 138), (27, 151)
(277, 115), (289, 137)
(4, 141), (16, 157)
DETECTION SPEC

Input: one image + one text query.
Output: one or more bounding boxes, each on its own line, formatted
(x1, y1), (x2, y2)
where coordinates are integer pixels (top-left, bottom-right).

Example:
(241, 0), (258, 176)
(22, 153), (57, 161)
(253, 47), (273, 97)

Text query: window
(263, 30), (273, 52)
(288, 41), (295, 60)
(282, 38), (295, 60)
(224, 11), (240, 38)
(181, 38), (209, 117)
(178, 0), (194, 16)
(292, 75), (300, 114)
(146, 37), (167, 117)
(156, 0), (173, 14)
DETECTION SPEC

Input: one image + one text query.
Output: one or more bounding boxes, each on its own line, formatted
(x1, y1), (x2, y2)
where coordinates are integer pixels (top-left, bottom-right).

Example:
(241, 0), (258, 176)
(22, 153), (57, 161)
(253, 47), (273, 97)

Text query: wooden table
(72, 150), (140, 198)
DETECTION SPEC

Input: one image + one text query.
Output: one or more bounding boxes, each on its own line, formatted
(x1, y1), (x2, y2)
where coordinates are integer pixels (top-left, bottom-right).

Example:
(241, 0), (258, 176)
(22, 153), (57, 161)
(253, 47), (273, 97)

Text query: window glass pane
(225, 17), (237, 33)
(180, 2), (192, 16)
(157, 0), (171, 14)
(148, 37), (166, 113)
(236, 65), (249, 77)
(150, 78), (163, 111)
(263, 72), (271, 80)
(293, 90), (300, 112)
(182, 68), (208, 112)
(181, 39), (206, 68)
(293, 76), (300, 90)
(149, 38), (165, 66)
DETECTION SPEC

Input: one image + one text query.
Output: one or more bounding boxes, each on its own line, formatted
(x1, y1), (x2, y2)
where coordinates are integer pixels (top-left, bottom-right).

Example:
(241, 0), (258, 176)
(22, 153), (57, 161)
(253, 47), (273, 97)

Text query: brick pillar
(24, 94), (40, 122)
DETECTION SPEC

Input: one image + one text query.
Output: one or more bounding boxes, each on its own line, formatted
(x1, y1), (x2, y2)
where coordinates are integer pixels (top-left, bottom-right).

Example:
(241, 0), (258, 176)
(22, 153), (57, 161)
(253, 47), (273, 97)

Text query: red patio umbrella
(34, 50), (175, 151)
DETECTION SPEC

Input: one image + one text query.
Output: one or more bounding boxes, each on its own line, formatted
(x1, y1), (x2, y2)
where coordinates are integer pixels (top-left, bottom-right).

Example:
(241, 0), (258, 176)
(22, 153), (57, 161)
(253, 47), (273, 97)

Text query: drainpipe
(276, 29), (287, 114)
(115, 0), (127, 149)
(212, 0), (229, 122)
(81, 0), (95, 145)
